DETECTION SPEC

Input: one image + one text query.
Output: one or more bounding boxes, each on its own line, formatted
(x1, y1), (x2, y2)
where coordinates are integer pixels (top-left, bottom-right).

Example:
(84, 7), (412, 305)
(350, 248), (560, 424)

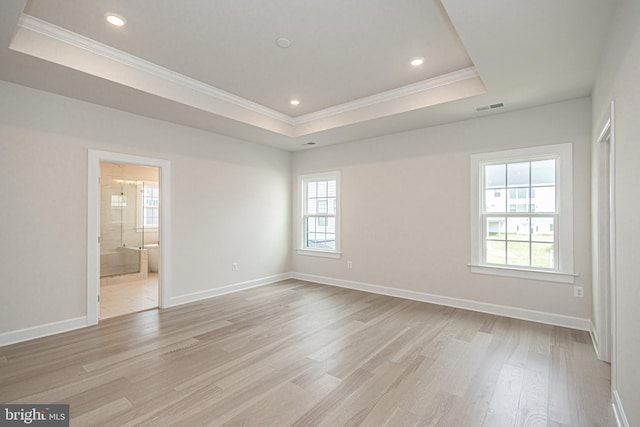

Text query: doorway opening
(87, 150), (171, 325)
(99, 162), (160, 319)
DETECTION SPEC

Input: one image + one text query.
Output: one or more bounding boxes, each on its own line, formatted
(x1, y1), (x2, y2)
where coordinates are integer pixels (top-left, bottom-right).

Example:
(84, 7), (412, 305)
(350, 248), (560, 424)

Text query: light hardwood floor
(0, 279), (615, 426)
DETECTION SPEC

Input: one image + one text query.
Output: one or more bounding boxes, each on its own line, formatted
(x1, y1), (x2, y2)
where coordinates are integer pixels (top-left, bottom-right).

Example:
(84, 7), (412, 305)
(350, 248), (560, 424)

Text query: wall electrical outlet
(573, 286), (584, 297)
(232, 262), (238, 271)
(347, 261), (353, 269)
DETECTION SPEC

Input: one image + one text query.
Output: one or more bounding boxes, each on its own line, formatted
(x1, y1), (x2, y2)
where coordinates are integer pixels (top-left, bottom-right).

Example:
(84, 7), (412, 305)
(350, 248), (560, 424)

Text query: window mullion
(528, 162), (532, 267)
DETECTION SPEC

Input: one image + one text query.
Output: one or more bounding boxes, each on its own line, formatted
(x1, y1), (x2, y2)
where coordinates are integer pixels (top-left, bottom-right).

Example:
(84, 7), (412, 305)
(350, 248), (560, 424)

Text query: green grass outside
(486, 239), (554, 268)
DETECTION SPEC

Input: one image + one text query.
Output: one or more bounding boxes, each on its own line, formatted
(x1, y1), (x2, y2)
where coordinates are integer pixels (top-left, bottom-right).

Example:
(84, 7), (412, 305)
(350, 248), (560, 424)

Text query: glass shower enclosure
(100, 179), (142, 276)
(100, 162), (158, 277)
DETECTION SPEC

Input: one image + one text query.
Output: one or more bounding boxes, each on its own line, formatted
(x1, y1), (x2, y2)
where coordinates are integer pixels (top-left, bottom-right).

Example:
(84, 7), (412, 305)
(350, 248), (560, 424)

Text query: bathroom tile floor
(100, 273), (158, 319)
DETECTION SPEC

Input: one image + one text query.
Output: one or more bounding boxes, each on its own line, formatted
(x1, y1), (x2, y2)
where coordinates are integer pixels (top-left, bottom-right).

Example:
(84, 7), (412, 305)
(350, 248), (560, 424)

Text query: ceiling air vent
(475, 102), (504, 113)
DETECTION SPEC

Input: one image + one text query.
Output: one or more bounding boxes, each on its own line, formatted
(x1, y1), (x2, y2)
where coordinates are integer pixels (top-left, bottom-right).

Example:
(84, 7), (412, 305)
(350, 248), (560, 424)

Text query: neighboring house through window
(297, 171), (340, 258)
(470, 143), (575, 283)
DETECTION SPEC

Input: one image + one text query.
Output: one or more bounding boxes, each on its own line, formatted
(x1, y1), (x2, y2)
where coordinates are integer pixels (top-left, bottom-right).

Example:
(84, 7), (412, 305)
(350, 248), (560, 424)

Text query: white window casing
(469, 143), (576, 283)
(297, 171), (341, 259)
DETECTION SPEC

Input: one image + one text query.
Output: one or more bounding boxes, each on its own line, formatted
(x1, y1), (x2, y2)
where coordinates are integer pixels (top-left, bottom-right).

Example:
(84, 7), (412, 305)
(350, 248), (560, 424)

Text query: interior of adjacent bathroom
(100, 162), (160, 319)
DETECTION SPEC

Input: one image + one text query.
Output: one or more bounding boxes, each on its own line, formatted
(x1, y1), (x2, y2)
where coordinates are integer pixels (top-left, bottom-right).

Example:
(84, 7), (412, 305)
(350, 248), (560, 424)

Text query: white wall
(592, 0), (640, 424)
(0, 80), (291, 335)
(293, 98), (592, 321)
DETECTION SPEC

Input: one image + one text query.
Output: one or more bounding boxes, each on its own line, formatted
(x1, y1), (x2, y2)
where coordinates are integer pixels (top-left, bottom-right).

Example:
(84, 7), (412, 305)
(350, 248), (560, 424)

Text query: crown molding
(16, 13), (481, 136)
(18, 14), (294, 124)
(291, 67), (479, 125)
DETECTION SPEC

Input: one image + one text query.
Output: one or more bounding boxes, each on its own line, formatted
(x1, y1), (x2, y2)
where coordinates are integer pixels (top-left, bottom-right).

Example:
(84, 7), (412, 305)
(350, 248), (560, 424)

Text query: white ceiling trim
(291, 67), (479, 125)
(17, 14), (294, 123)
(12, 13), (484, 139)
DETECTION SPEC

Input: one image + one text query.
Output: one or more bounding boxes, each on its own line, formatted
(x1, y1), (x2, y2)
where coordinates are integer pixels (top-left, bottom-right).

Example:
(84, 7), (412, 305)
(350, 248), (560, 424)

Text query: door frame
(87, 150), (172, 324)
(594, 101), (616, 364)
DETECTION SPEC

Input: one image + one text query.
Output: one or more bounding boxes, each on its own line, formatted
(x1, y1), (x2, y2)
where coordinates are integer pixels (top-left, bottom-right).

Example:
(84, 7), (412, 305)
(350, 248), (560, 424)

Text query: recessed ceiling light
(276, 37), (291, 48)
(290, 99), (300, 106)
(410, 58), (424, 67)
(106, 14), (126, 27)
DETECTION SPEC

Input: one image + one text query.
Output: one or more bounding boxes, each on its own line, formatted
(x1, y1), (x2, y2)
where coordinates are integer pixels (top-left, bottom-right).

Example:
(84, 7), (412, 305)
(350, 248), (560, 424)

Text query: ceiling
(0, 0), (616, 151)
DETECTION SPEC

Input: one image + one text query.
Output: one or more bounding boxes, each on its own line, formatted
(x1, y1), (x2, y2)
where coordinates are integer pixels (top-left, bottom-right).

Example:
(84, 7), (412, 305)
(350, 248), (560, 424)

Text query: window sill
(468, 264), (576, 284)
(297, 249), (342, 259)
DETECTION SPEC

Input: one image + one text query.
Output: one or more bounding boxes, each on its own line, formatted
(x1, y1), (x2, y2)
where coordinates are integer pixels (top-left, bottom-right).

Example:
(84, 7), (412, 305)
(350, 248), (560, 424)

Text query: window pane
(532, 243), (554, 268)
(507, 217), (529, 241)
(531, 217), (554, 242)
(486, 217), (506, 240)
(306, 216), (336, 250)
(531, 186), (556, 212)
(327, 217), (336, 233)
(507, 162), (529, 187)
(317, 181), (327, 197)
(318, 199), (328, 213)
(306, 232), (316, 246)
(517, 188), (526, 199)
(485, 164), (506, 188)
(507, 188), (530, 211)
(307, 217), (316, 232)
(327, 180), (336, 197)
(329, 198), (336, 214)
(307, 182), (317, 198)
(486, 240), (506, 264)
(485, 189), (506, 212)
(531, 159), (555, 186)
(507, 241), (530, 266)
(307, 199), (317, 214)
(324, 234), (336, 250)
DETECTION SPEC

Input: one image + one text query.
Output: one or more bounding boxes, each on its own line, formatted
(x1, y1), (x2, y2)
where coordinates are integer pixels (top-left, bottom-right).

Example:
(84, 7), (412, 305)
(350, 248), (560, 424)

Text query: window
(136, 182), (159, 230)
(298, 172), (340, 258)
(470, 143), (574, 283)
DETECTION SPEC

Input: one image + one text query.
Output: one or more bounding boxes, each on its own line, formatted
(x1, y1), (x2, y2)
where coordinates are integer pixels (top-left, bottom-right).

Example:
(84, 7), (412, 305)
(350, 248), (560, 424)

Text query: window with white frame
(298, 172), (340, 258)
(136, 182), (159, 230)
(470, 143), (574, 283)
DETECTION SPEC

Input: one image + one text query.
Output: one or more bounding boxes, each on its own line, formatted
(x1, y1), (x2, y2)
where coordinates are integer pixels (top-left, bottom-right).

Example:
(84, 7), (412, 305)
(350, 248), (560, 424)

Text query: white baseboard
(1, 272), (591, 347)
(168, 273), (292, 307)
(612, 389), (629, 427)
(292, 273), (591, 331)
(0, 273), (293, 347)
(0, 316), (88, 347)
